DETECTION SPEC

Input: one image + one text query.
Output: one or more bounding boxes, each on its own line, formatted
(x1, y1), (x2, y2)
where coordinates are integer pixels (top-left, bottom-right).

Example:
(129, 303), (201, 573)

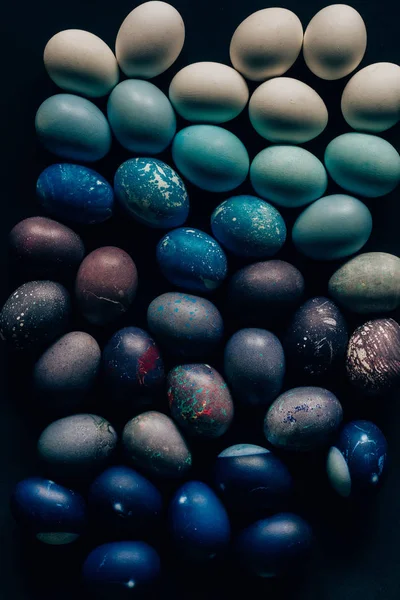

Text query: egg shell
(44, 29), (119, 98)
(324, 133), (400, 198)
(115, 1), (184, 78)
(156, 228), (228, 293)
(328, 252), (400, 314)
(229, 8), (303, 82)
(211, 195), (286, 258)
(75, 247), (138, 326)
(122, 411), (192, 479)
(36, 164), (114, 225)
(292, 194), (372, 260)
(172, 125), (249, 192)
(114, 158), (189, 229)
(264, 387), (343, 452)
(224, 328), (285, 408)
(107, 80), (176, 154)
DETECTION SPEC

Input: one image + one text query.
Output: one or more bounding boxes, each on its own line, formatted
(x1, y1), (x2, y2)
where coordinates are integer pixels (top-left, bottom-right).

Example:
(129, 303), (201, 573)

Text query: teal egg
(211, 195), (286, 258)
(292, 194), (372, 260)
(324, 133), (400, 198)
(250, 146), (328, 208)
(172, 125), (249, 192)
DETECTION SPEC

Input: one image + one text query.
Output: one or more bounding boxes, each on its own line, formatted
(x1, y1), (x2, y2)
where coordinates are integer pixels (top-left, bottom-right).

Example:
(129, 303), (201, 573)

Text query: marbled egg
(172, 125), (249, 192)
(156, 228), (227, 293)
(224, 328), (285, 408)
(37, 164), (114, 225)
(211, 195), (286, 258)
(114, 158), (189, 228)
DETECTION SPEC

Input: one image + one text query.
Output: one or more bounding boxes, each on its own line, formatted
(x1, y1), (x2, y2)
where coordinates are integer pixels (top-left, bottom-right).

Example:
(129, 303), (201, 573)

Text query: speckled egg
(211, 195), (286, 258)
(156, 228), (227, 293)
(114, 158), (189, 228)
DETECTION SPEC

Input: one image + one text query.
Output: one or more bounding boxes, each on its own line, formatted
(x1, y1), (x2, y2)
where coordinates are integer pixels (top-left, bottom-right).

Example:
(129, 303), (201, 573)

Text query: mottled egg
(114, 158), (189, 228)
(211, 195), (286, 258)
(122, 411), (192, 479)
(75, 247), (138, 326)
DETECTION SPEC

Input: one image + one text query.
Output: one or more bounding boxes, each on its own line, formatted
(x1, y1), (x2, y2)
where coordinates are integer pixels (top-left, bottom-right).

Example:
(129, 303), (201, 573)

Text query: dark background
(1, 0), (400, 598)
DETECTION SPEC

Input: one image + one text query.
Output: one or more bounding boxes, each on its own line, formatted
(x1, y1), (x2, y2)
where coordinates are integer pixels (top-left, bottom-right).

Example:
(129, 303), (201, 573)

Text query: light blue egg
(325, 133), (400, 198)
(172, 125), (249, 192)
(35, 94), (112, 162)
(107, 80), (176, 154)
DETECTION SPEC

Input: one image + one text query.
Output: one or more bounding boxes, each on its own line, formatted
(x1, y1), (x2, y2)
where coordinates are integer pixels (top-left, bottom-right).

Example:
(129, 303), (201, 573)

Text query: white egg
(44, 30), (120, 98)
(229, 8), (303, 82)
(115, 1), (185, 78)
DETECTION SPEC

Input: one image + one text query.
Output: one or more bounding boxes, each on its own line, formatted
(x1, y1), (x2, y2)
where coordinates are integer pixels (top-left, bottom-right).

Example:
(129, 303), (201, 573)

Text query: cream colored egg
(249, 77), (328, 144)
(341, 63), (400, 132)
(44, 30), (120, 98)
(229, 8), (303, 82)
(116, 1), (185, 79)
(303, 4), (367, 80)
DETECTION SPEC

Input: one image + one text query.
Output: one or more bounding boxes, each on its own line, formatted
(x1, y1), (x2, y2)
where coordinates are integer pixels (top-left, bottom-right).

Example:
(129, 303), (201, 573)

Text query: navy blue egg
(169, 481), (231, 562)
(36, 164), (114, 225)
(11, 477), (86, 544)
(327, 420), (388, 498)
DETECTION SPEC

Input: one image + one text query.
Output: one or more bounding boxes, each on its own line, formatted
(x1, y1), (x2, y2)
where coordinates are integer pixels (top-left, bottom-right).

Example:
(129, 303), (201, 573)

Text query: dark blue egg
(11, 477), (86, 544)
(327, 420), (388, 498)
(169, 481), (230, 562)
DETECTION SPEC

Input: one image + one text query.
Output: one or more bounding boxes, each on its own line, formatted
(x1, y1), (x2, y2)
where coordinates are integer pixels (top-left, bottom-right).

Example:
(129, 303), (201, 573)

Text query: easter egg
(167, 364), (234, 438)
(37, 164), (114, 225)
(156, 228), (227, 293)
(11, 477), (86, 545)
(325, 133), (400, 198)
(224, 328), (285, 408)
(114, 158), (189, 228)
(35, 94), (111, 162)
(172, 125), (249, 192)
(211, 195), (286, 258)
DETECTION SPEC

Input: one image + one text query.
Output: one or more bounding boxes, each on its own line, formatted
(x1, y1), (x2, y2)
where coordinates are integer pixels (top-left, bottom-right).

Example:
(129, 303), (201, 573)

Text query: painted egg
(264, 387), (343, 452)
(114, 158), (189, 228)
(346, 318), (400, 396)
(224, 328), (285, 408)
(328, 252), (400, 314)
(172, 125), (249, 192)
(0, 281), (70, 352)
(211, 195), (286, 258)
(107, 80), (176, 154)
(11, 477), (86, 545)
(156, 228), (227, 293)
(36, 164), (114, 225)
(167, 364), (234, 438)
(324, 133), (400, 198)
(250, 146), (328, 208)
(292, 194), (372, 260)
(75, 247), (138, 326)
(147, 292), (224, 359)
(169, 481), (230, 562)
(35, 94), (111, 162)
(327, 420), (388, 497)
(122, 411), (192, 479)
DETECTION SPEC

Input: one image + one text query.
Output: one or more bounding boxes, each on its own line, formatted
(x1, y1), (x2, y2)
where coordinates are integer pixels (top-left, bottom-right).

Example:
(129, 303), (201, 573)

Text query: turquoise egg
(211, 195), (286, 258)
(107, 80), (176, 154)
(292, 194), (372, 260)
(325, 133), (400, 198)
(35, 94), (112, 162)
(172, 125), (249, 192)
(250, 146), (328, 208)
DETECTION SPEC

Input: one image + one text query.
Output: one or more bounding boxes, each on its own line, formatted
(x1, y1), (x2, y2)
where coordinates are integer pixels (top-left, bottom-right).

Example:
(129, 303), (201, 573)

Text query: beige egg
(303, 4), (367, 80)
(229, 8), (303, 82)
(249, 77), (328, 144)
(116, 1), (185, 79)
(44, 30), (119, 98)
(341, 63), (400, 132)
